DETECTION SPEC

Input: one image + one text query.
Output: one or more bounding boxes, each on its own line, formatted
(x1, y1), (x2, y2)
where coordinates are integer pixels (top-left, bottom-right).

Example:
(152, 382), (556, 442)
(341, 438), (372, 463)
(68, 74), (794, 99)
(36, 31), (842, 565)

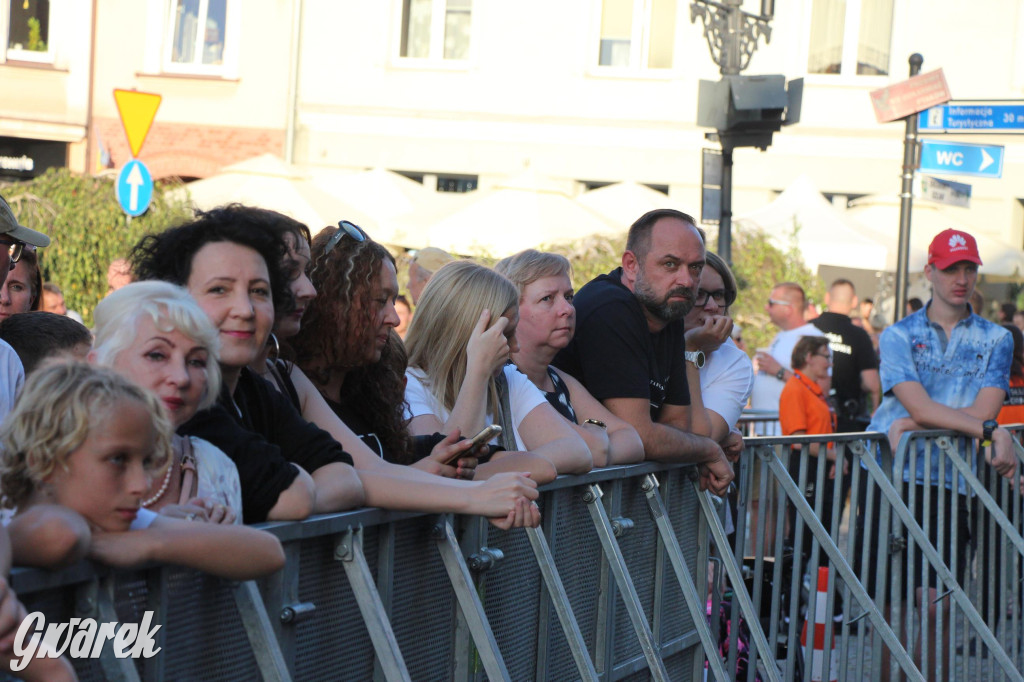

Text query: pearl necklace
(142, 456), (176, 508)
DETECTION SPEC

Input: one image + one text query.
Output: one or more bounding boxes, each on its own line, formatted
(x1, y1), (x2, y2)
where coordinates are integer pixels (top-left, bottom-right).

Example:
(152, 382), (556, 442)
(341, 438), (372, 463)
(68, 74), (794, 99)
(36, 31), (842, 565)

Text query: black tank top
(544, 367), (578, 424)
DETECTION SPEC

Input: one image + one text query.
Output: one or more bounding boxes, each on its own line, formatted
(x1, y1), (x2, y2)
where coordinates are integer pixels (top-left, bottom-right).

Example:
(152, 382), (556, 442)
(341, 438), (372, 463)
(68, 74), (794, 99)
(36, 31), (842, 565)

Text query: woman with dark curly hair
(130, 205), (365, 523)
(242, 218), (542, 528)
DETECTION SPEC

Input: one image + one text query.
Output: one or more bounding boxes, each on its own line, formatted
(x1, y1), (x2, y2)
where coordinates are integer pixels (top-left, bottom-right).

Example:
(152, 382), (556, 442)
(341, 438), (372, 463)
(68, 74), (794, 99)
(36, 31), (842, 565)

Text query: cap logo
(948, 234), (967, 251)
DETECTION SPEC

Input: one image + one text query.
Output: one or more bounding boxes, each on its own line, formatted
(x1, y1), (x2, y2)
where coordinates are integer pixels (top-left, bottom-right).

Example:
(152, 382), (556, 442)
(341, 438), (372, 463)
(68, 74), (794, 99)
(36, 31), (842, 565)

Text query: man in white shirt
(750, 282), (819, 434)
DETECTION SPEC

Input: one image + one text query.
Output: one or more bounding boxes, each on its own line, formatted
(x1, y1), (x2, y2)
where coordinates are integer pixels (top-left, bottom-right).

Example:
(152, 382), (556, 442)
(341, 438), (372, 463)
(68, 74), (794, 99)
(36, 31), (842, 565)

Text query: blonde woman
(494, 250), (644, 467)
(405, 261), (592, 483)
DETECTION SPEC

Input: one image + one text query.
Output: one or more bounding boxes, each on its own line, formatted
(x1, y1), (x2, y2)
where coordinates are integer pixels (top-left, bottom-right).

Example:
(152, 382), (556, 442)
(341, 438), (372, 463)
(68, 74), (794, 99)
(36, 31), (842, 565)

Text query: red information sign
(870, 69), (951, 123)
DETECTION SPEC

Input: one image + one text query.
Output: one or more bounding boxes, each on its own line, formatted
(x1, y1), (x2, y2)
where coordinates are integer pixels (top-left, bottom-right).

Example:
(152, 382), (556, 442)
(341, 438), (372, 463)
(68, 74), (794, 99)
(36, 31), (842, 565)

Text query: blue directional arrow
(115, 159), (154, 217)
(919, 140), (1004, 179)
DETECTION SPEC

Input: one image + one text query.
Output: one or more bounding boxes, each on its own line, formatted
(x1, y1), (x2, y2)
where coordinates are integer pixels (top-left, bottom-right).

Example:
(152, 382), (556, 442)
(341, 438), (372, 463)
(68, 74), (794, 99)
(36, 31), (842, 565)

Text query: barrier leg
(644, 473), (783, 682)
(582, 483), (670, 682)
(334, 526), (411, 682)
(432, 517), (511, 682)
(525, 525), (599, 681)
(76, 576), (142, 682)
(232, 580), (292, 682)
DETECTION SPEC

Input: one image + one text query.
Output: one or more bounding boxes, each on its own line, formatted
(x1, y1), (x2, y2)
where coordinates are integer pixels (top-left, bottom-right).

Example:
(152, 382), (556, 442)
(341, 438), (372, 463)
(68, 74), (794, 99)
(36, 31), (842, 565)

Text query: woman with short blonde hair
(495, 250), (643, 467)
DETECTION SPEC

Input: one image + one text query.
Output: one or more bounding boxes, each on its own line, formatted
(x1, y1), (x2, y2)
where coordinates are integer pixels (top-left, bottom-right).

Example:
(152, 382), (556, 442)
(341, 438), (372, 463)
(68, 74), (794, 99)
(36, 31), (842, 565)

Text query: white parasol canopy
(846, 194), (1024, 277)
(734, 175), (890, 272)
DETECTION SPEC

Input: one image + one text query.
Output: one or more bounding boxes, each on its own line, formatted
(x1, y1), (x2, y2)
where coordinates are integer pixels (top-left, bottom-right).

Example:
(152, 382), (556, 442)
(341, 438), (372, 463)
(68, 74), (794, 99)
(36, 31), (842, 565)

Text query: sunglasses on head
(323, 220), (367, 256)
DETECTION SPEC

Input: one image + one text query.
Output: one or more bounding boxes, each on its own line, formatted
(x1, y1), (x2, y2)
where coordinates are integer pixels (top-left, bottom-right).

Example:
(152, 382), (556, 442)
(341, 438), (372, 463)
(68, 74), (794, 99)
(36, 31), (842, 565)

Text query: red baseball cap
(927, 228), (982, 270)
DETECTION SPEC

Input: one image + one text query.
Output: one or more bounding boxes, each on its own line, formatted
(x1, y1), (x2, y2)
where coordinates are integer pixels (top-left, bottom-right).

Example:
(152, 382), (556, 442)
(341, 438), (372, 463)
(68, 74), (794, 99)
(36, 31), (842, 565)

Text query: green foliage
(1, 168), (193, 325)
(542, 224), (822, 357)
(26, 17), (45, 52)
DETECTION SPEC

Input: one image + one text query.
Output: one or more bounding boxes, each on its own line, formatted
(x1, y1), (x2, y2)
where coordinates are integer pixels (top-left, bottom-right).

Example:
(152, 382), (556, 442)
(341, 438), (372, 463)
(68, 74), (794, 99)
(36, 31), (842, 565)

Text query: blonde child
(0, 363), (284, 578)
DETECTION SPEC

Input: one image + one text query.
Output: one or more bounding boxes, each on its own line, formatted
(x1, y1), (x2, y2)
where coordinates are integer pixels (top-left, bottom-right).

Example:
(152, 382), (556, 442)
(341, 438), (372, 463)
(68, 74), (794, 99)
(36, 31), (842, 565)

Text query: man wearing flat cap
(0, 194), (51, 419)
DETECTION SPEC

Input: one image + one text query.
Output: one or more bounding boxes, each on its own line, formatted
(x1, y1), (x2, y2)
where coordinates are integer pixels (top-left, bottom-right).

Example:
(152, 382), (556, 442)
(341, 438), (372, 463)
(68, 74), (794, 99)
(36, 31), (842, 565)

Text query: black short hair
(0, 312), (91, 375)
(130, 205), (293, 314)
(625, 209), (700, 261)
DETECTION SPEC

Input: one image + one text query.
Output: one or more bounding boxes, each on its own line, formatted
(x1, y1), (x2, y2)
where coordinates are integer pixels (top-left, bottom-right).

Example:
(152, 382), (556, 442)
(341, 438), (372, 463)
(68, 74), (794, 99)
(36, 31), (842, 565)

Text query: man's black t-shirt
(812, 311), (878, 431)
(552, 268), (689, 421)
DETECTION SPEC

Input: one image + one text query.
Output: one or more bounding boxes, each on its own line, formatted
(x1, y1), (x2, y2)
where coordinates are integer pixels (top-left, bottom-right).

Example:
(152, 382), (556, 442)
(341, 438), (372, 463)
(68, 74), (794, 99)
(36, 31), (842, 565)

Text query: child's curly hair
(0, 363), (173, 509)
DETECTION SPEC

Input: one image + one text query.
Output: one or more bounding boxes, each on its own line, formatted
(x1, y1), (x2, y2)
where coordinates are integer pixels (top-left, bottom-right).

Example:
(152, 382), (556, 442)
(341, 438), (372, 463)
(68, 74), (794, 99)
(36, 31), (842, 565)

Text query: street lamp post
(691, 0), (780, 265)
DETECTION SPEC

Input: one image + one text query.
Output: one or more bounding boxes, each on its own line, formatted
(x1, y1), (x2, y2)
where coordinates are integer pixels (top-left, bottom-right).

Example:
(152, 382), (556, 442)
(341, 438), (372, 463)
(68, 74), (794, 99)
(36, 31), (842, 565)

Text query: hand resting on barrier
(888, 416), (1017, 480)
(158, 497), (237, 525)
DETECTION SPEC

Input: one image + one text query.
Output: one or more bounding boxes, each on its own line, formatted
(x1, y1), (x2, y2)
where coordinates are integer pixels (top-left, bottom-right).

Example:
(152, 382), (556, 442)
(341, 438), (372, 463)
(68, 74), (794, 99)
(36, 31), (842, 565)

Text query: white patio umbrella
(180, 154), (375, 233)
(577, 182), (686, 229)
(385, 170), (623, 257)
(734, 175), (890, 272)
(307, 167), (461, 243)
(845, 194), (1024, 277)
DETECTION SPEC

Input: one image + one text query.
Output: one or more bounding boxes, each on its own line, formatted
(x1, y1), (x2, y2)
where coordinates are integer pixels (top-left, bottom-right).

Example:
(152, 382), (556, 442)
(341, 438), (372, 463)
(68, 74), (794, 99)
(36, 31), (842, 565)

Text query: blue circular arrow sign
(115, 160), (154, 217)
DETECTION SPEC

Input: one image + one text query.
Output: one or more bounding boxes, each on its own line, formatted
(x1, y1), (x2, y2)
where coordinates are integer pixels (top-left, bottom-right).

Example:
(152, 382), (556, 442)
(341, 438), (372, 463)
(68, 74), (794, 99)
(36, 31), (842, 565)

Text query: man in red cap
(861, 227), (1014, 676)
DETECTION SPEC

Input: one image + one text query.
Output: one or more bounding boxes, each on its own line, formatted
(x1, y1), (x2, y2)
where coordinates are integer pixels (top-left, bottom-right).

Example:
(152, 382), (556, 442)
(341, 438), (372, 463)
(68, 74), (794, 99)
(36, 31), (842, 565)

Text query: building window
(164, 0), (228, 71)
(597, 0), (675, 70)
(437, 174), (477, 193)
(807, 0), (893, 76)
(5, 0), (52, 63)
(400, 0), (471, 61)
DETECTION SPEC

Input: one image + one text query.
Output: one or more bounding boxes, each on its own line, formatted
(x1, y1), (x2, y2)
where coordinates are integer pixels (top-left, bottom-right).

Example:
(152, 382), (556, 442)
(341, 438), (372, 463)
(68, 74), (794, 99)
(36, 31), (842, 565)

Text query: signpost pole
(895, 53), (923, 324)
(719, 148), (733, 264)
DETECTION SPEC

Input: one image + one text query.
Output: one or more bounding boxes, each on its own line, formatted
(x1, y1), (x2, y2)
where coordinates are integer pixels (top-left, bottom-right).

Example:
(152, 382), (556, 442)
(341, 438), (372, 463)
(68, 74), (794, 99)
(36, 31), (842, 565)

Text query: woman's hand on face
(684, 314), (732, 353)
(465, 309), (510, 378)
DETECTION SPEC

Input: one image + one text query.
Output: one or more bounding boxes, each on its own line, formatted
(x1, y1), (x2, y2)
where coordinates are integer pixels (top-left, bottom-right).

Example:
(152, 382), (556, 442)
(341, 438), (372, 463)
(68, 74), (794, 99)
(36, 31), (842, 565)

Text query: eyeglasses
(0, 239), (24, 269)
(695, 288), (737, 308)
(323, 220), (366, 256)
(814, 351), (832, 360)
(767, 298), (791, 307)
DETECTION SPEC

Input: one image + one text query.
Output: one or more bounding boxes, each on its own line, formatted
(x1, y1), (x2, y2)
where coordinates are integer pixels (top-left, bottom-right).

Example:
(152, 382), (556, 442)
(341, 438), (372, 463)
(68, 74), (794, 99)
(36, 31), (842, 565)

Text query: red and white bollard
(800, 566), (838, 682)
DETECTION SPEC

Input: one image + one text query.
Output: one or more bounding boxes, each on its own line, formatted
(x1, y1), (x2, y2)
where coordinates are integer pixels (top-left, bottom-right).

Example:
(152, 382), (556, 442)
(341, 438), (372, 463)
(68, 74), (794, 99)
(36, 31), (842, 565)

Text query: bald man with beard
(553, 209), (732, 495)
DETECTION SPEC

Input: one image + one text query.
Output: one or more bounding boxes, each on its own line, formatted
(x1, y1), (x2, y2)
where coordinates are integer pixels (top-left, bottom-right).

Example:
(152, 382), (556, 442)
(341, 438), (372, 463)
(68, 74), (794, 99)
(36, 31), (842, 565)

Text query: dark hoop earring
(267, 332), (280, 362)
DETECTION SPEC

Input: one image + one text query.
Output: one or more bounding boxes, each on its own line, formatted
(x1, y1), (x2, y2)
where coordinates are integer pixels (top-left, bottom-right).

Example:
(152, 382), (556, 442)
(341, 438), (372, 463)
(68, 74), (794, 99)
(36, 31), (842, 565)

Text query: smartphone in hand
(443, 425), (502, 465)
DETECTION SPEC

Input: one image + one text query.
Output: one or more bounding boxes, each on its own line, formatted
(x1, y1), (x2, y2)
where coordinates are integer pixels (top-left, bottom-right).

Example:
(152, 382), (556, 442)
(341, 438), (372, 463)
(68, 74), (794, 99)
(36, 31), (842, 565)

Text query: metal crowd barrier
(7, 462), (730, 682)
(730, 429), (1024, 682)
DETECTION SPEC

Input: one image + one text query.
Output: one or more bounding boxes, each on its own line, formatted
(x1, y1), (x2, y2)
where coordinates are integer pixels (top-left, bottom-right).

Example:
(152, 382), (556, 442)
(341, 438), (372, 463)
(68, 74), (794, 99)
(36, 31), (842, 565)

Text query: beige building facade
(292, 0), (1024, 248)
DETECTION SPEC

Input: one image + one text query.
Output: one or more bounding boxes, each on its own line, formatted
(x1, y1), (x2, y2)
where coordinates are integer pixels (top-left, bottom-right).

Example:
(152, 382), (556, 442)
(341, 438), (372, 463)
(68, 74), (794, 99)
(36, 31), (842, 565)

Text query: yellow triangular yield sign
(113, 89), (162, 158)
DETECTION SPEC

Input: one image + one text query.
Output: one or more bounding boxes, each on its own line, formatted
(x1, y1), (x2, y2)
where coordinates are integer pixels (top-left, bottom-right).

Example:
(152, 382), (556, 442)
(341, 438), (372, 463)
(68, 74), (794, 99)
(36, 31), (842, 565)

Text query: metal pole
(894, 53), (923, 324)
(718, 147), (733, 264)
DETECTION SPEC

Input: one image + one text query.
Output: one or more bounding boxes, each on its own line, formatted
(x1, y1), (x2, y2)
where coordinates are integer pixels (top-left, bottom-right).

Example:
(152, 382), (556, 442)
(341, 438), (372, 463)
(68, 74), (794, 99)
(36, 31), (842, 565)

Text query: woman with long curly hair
(292, 229), (414, 461)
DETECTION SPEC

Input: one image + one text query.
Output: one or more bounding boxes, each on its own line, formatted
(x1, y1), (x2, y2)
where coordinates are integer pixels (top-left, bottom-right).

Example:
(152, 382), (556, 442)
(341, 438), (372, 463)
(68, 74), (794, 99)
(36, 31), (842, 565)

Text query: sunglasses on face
(323, 220), (367, 256)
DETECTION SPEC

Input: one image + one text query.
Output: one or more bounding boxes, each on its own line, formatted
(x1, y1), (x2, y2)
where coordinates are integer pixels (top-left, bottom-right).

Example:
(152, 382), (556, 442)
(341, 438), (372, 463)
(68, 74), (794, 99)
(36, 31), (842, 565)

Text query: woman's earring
(267, 333), (280, 362)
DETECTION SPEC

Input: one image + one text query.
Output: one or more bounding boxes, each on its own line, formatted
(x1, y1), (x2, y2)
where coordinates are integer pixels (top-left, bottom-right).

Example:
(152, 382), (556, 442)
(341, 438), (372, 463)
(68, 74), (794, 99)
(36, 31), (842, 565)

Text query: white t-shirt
(0, 339), (24, 424)
(700, 338), (754, 429)
(405, 365), (546, 451)
(750, 322), (819, 411)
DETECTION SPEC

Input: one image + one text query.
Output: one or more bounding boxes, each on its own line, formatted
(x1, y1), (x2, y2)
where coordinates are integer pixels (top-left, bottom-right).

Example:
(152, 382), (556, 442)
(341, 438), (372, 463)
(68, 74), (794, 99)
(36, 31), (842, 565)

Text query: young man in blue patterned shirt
(864, 228), (1015, 677)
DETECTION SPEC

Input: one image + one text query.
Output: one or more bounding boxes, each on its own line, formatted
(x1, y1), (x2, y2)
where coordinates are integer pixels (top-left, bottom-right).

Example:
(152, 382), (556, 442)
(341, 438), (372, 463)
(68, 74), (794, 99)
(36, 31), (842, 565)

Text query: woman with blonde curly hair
(405, 260), (593, 483)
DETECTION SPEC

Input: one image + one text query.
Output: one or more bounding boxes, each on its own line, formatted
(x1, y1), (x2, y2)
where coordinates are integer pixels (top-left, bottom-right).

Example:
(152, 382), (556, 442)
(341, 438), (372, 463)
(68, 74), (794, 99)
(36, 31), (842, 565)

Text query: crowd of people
(0, 187), (1019, 678)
